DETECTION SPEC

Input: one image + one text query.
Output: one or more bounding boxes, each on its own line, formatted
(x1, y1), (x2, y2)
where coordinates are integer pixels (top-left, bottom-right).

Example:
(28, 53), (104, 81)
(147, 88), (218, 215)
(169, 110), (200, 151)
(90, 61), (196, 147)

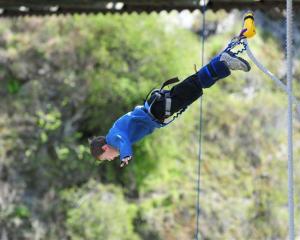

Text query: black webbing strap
(244, 15), (254, 21)
(206, 63), (218, 80)
(160, 77), (180, 90)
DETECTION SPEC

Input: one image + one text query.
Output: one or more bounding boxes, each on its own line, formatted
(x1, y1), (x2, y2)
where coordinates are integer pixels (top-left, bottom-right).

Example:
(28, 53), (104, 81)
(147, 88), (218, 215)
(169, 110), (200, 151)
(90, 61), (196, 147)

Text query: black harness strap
(206, 63), (218, 80)
(160, 77), (180, 90)
(244, 15), (254, 21)
(144, 76), (190, 125)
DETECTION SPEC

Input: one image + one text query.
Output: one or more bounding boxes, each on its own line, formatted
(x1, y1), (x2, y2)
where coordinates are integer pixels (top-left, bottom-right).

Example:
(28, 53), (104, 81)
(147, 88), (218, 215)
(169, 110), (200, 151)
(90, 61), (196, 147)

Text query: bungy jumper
(226, 11), (300, 119)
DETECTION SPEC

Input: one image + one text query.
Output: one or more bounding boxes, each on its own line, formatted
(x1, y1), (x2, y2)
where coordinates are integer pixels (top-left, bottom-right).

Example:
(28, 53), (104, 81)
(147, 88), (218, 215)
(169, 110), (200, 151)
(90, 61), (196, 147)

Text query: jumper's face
(97, 145), (119, 161)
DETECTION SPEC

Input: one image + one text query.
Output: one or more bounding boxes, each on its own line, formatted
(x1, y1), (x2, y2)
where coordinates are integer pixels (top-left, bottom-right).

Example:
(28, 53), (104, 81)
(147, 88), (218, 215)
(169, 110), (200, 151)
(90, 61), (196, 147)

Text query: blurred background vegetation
(0, 10), (300, 240)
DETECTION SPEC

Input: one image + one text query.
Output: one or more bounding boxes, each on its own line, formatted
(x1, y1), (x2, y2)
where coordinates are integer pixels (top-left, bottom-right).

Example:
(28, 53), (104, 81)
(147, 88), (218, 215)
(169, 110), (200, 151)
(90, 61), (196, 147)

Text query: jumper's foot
(220, 51), (251, 72)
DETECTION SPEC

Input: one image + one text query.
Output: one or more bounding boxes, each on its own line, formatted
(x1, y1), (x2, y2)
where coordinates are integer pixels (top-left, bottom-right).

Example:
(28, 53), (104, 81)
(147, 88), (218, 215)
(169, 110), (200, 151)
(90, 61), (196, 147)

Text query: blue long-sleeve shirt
(106, 106), (163, 160)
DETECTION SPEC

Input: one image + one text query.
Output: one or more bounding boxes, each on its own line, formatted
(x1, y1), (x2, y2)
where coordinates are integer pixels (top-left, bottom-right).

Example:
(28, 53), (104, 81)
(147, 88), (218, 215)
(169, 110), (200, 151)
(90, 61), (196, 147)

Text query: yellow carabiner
(241, 11), (256, 38)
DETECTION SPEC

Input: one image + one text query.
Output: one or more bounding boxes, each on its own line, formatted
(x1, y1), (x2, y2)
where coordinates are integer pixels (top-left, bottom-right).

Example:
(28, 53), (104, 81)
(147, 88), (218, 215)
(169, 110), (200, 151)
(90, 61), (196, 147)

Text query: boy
(89, 49), (251, 168)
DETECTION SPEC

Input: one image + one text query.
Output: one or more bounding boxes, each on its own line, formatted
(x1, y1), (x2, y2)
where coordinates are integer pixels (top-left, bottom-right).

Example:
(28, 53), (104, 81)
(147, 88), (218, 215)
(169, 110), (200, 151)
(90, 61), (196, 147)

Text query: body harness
(144, 77), (188, 126)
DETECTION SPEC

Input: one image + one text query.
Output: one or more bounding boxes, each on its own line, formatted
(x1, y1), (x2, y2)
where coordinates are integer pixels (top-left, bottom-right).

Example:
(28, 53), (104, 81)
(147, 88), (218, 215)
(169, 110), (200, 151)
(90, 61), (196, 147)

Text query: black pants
(148, 73), (203, 121)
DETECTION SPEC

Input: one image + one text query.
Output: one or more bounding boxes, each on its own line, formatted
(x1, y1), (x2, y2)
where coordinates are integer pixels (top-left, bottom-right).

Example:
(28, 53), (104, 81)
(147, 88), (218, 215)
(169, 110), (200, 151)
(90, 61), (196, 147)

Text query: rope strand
(286, 0), (294, 239)
(245, 39), (300, 120)
(195, 1), (206, 239)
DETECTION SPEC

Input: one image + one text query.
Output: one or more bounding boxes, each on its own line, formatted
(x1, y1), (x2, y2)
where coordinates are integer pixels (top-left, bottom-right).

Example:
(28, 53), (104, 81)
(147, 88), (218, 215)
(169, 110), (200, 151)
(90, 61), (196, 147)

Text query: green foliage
(0, 10), (300, 240)
(64, 180), (139, 240)
(7, 78), (21, 94)
(14, 205), (31, 219)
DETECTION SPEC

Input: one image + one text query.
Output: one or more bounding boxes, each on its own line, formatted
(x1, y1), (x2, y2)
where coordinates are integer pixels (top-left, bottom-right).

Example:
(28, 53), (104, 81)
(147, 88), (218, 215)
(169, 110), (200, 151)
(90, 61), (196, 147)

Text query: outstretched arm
(114, 134), (133, 168)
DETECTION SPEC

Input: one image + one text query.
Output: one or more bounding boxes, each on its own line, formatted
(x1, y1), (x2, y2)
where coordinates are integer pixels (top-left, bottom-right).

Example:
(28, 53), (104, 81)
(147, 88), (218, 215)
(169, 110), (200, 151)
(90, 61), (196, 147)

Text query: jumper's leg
(148, 51), (250, 120)
(197, 51), (251, 88)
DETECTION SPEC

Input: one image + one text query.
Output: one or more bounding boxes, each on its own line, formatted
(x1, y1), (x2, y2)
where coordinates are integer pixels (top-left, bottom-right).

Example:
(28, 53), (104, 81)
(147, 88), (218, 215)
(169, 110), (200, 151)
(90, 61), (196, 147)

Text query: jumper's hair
(88, 136), (106, 158)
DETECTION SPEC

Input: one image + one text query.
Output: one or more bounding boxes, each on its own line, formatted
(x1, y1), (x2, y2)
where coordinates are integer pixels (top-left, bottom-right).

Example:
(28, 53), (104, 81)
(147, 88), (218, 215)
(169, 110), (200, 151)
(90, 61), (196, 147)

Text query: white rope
(245, 3), (295, 238)
(286, 0), (295, 239)
(194, 1), (207, 239)
(245, 39), (300, 120)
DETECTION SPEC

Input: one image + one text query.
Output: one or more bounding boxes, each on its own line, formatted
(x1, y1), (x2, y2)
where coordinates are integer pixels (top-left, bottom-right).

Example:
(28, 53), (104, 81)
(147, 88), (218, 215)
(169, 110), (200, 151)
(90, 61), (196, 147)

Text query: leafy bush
(64, 180), (139, 240)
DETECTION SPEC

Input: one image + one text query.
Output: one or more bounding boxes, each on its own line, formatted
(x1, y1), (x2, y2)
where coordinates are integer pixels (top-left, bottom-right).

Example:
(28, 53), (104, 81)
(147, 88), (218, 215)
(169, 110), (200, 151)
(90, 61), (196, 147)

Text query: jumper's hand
(120, 156), (132, 168)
